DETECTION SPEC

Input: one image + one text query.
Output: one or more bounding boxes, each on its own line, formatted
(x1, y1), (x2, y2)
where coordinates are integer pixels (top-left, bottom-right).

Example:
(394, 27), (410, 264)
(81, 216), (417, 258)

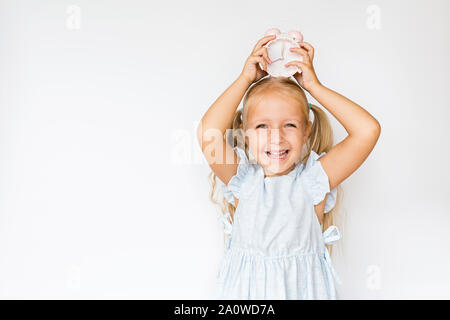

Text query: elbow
(364, 120), (381, 141)
(373, 120), (381, 137)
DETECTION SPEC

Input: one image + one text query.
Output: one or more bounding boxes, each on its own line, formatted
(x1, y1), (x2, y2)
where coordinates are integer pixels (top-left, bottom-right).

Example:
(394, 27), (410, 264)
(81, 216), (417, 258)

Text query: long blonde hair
(208, 76), (344, 253)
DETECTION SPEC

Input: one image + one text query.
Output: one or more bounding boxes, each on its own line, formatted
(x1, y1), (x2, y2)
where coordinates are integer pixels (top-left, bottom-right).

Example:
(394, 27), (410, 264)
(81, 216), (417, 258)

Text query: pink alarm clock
(261, 28), (304, 78)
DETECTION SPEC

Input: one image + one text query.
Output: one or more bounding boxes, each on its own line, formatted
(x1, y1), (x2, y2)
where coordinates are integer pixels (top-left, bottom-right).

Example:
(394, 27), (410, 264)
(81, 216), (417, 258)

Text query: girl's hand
(239, 35), (275, 85)
(284, 42), (321, 92)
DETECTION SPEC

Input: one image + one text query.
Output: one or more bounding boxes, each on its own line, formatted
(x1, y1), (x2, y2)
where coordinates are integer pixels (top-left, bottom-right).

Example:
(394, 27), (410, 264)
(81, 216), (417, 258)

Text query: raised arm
(310, 84), (381, 190)
(197, 34), (274, 185)
(196, 75), (250, 185)
(286, 42), (381, 191)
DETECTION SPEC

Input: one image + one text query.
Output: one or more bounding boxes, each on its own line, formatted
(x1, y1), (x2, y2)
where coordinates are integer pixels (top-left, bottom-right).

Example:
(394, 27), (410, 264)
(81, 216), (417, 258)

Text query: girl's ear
(304, 121), (312, 143)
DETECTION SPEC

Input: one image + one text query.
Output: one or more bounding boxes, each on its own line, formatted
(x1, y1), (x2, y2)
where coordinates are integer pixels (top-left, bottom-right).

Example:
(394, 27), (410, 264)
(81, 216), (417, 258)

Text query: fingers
(249, 55), (267, 71)
(289, 47), (311, 65)
(298, 42), (314, 60)
(284, 60), (305, 70)
(252, 34), (276, 53)
(252, 46), (272, 65)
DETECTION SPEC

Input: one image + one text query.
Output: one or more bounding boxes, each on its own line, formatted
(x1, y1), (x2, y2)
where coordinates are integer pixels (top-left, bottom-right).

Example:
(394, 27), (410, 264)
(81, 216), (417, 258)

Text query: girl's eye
(256, 124), (296, 129)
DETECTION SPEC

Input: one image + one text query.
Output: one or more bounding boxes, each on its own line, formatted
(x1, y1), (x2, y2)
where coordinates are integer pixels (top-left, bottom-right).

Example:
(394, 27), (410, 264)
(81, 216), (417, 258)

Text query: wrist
(237, 73), (252, 88)
(306, 81), (324, 95)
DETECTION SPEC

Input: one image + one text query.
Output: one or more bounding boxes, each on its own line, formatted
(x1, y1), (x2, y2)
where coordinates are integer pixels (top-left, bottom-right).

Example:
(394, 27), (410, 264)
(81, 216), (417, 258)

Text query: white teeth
(267, 150), (287, 155)
(266, 150), (288, 159)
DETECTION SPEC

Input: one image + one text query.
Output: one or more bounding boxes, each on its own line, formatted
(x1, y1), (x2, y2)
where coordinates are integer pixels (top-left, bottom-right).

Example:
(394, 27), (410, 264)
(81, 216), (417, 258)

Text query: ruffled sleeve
(301, 150), (337, 213)
(221, 146), (250, 206)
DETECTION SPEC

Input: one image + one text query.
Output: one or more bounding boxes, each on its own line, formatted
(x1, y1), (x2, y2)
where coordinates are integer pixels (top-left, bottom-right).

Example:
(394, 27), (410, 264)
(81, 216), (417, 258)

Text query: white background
(1, 0), (449, 299)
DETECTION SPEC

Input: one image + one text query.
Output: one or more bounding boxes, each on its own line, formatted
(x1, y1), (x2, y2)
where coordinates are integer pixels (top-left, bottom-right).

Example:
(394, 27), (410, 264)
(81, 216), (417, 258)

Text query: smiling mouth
(266, 150), (289, 159)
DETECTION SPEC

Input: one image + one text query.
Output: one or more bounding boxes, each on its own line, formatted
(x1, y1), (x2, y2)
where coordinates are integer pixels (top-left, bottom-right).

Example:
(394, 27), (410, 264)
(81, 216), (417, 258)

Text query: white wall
(0, 0), (449, 299)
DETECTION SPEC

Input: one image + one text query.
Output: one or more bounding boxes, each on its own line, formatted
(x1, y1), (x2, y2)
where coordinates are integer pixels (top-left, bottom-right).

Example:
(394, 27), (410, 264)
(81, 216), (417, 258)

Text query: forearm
(308, 83), (380, 137)
(198, 75), (250, 138)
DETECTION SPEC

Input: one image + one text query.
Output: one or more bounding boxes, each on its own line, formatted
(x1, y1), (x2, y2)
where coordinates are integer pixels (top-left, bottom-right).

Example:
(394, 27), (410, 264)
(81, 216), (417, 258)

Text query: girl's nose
(267, 128), (285, 144)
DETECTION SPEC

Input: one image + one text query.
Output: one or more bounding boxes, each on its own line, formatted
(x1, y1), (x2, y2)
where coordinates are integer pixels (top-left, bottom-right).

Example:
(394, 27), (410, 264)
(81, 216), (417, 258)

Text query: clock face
(263, 38), (303, 78)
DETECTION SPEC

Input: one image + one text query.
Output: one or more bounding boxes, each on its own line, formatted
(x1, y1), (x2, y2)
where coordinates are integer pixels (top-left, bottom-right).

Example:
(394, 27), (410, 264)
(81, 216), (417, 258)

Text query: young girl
(196, 34), (381, 299)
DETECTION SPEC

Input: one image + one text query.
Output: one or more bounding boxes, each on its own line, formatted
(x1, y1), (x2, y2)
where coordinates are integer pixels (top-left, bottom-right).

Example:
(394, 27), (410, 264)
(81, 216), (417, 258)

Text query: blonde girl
(197, 34), (380, 299)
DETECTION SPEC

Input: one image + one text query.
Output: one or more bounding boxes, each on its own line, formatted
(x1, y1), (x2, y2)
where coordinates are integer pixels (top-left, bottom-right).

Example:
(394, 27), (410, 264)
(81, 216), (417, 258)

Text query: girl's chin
(259, 151), (300, 174)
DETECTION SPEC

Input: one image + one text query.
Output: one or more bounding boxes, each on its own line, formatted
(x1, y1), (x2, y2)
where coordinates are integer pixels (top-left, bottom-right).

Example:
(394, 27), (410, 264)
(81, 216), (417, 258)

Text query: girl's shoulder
(221, 145), (259, 206)
(300, 150), (338, 213)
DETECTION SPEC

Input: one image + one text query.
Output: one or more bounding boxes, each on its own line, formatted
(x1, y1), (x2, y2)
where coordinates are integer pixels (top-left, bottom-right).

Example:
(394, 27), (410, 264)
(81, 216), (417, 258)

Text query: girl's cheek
(249, 133), (264, 149)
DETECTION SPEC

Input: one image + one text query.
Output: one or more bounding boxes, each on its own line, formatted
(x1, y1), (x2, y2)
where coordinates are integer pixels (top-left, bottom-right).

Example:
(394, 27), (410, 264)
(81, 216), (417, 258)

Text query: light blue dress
(215, 145), (342, 300)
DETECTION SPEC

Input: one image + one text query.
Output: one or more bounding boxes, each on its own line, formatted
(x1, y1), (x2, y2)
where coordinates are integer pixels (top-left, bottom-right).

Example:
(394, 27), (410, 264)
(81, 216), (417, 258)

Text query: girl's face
(244, 91), (311, 177)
